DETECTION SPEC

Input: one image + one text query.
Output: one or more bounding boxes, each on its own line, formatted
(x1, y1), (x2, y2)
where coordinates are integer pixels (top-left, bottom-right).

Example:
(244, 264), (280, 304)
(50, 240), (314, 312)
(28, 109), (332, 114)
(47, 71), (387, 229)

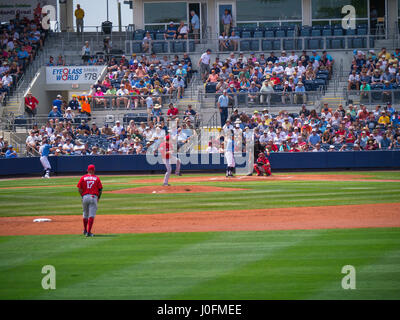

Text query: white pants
(163, 156), (181, 185)
(82, 194), (98, 218)
(40, 156), (51, 170)
(225, 151), (235, 167)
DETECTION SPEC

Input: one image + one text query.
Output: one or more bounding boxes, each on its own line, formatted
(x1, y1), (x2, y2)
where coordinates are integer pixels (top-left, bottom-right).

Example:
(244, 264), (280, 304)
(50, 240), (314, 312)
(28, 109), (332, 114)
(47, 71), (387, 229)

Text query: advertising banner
(46, 66), (104, 84)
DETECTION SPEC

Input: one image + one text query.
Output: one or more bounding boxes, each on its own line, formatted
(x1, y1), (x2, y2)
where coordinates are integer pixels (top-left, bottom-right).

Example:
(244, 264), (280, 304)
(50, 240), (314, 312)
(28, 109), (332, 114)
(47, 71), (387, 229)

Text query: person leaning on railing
(360, 81), (371, 101)
(105, 85), (117, 109)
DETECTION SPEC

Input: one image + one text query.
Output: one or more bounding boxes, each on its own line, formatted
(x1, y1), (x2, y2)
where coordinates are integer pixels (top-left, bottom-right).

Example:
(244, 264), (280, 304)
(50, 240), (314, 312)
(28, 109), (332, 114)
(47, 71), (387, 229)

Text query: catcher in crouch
(254, 152), (272, 176)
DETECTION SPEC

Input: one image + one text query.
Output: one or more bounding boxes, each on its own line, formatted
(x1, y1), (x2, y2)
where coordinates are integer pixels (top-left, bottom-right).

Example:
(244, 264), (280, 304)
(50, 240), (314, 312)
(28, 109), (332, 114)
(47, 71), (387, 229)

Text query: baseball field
(0, 170), (399, 300)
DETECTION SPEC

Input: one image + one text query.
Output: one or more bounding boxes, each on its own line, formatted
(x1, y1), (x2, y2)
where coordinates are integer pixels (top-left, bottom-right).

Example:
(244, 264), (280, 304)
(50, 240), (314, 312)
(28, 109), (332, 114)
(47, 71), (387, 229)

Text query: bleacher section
(126, 24), (375, 54)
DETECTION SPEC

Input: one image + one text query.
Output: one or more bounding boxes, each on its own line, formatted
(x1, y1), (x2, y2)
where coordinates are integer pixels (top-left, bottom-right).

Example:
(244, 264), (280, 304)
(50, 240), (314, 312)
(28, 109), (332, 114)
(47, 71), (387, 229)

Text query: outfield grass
(0, 228), (399, 300)
(0, 171), (399, 217)
(0, 171), (399, 300)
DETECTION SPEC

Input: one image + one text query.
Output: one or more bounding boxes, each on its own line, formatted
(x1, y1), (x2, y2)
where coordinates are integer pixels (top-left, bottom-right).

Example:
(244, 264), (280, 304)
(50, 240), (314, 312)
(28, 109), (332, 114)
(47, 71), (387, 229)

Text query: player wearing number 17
(77, 164), (103, 237)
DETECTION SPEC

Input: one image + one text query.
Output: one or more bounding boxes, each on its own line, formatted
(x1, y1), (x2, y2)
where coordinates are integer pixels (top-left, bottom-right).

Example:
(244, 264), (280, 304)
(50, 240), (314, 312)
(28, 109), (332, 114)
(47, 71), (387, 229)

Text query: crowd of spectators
(200, 49), (333, 111)
(0, 10), (47, 106)
(7, 100), (399, 159)
(81, 52), (195, 118)
(350, 47), (400, 103)
(214, 102), (400, 154)
(13, 103), (198, 158)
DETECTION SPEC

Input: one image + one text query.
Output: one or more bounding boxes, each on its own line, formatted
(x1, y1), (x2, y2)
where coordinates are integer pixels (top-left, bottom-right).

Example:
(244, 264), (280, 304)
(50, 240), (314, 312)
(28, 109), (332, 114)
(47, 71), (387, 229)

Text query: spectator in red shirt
(24, 92), (38, 124)
(357, 104), (369, 121)
(166, 103), (179, 120)
(270, 72), (281, 85)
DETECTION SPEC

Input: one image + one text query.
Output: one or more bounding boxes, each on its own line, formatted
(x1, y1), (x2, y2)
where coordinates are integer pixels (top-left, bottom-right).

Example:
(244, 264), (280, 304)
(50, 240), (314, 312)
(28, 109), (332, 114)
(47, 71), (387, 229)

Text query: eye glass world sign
(46, 66), (105, 84)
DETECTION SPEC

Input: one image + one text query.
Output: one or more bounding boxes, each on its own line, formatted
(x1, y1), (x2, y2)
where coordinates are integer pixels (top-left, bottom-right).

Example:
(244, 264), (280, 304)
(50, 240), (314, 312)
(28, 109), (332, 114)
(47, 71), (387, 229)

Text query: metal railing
(345, 89), (400, 105)
(90, 93), (180, 111)
(0, 111), (201, 132)
(124, 34), (381, 55)
(199, 90), (324, 109)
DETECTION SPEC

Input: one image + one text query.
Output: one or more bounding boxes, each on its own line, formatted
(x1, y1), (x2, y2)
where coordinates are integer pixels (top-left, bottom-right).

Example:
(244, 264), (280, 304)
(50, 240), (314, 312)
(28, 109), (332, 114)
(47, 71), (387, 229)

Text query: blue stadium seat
(333, 29), (344, 36)
(241, 31), (252, 38)
(317, 72), (329, 80)
(352, 37), (365, 48)
(188, 40), (195, 52)
(262, 40), (273, 51)
(276, 29), (286, 38)
(369, 37), (375, 48)
(308, 38), (321, 49)
(133, 30), (144, 40)
(264, 30), (275, 38)
(315, 78), (327, 88)
(237, 93), (246, 104)
(286, 29), (296, 37)
(318, 70), (329, 75)
(272, 40), (281, 50)
(173, 41), (184, 52)
(300, 28), (311, 37)
(322, 29), (332, 36)
(240, 40), (250, 51)
(152, 42), (165, 53)
(251, 40), (260, 51)
(283, 39), (295, 50)
(155, 33), (164, 40)
(131, 42), (142, 53)
(304, 80), (316, 91)
(311, 29), (321, 37)
(346, 28), (356, 35)
(253, 30), (264, 38)
(357, 28), (367, 35)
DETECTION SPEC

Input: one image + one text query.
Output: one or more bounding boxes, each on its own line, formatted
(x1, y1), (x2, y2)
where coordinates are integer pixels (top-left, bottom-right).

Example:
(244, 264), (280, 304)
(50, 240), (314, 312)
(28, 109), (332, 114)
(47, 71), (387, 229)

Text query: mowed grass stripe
(0, 180), (399, 216)
(0, 228), (399, 299)
(171, 228), (400, 300)
(0, 232), (216, 300)
(42, 231), (317, 299)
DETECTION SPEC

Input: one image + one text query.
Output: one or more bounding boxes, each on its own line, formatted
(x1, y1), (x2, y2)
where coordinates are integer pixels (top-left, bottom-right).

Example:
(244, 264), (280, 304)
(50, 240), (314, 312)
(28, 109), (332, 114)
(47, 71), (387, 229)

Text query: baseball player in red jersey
(159, 134), (181, 186)
(77, 164), (103, 237)
(253, 152), (272, 176)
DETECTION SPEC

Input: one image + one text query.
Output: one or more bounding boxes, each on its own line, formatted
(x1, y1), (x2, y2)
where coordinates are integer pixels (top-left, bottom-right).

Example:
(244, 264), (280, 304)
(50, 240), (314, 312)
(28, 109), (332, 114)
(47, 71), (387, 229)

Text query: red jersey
(336, 129), (346, 136)
(159, 141), (170, 159)
(256, 156), (270, 166)
(167, 108), (179, 116)
(77, 174), (103, 196)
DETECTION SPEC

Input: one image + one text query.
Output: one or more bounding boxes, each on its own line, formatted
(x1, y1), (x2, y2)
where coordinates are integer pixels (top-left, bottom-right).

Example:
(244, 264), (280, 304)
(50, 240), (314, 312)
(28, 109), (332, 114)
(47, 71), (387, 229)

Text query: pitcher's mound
(107, 185), (246, 194)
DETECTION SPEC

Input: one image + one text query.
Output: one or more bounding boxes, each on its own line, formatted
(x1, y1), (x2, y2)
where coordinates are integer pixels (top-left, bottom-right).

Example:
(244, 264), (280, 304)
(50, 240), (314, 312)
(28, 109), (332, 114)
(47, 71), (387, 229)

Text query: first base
(33, 218), (52, 223)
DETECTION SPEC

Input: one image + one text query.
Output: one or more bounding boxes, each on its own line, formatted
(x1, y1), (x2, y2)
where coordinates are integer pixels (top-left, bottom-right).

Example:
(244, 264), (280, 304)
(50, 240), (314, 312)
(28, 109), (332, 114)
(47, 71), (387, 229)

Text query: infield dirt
(0, 203), (399, 236)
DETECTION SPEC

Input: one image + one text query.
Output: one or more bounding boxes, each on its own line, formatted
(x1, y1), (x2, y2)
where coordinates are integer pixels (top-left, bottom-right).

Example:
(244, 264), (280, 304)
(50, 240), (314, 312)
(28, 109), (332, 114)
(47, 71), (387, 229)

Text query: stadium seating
(229, 23), (374, 51)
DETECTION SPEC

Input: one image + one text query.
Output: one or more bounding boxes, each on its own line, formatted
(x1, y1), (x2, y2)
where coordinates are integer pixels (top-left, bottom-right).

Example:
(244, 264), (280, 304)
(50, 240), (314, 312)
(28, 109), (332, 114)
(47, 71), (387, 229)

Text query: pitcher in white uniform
(224, 129), (235, 177)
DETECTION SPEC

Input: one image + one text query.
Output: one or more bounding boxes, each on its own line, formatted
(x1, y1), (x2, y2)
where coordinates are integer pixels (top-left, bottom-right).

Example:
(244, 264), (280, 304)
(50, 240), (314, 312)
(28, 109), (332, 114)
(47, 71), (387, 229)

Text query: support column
(133, 0), (144, 30)
(59, 0), (74, 32)
(387, 0), (398, 39)
(302, 0), (312, 27)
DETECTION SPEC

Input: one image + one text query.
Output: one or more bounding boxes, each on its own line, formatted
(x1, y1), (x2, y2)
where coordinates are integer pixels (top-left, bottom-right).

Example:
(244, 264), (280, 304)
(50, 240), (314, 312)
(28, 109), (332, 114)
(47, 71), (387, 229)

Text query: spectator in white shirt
(112, 120), (123, 135)
(272, 62), (284, 76)
(288, 51), (298, 63)
(285, 62), (295, 76)
(116, 84), (129, 108)
(177, 21), (189, 39)
(279, 51), (289, 64)
(62, 138), (74, 154)
(73, 140), (86, 155)
(206, 141), (219, 153)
